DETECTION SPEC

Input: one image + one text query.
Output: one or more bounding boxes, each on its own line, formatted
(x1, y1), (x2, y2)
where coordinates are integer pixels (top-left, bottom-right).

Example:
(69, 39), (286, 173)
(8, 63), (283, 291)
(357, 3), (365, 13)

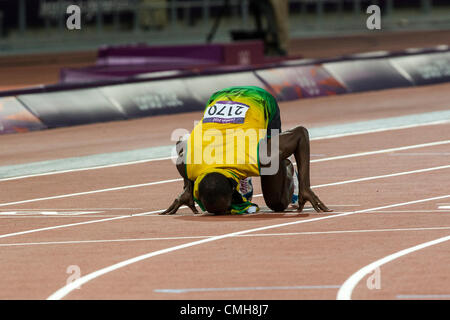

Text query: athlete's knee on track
(293, 125), (309, 138)
(267, 199), (289, 212)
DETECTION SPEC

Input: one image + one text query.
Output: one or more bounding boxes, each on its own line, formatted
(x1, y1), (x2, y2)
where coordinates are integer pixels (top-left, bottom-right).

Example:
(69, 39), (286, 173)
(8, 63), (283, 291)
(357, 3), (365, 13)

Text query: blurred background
(1, 0), (450, 90)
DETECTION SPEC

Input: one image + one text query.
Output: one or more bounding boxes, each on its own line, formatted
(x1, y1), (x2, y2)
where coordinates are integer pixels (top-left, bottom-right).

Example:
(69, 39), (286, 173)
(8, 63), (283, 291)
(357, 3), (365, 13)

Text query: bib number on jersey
(203, 101), (250, 124)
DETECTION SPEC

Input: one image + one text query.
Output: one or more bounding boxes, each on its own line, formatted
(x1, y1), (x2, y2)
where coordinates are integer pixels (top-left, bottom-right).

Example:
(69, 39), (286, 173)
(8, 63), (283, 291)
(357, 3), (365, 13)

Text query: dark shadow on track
(172, 206), (337, 221)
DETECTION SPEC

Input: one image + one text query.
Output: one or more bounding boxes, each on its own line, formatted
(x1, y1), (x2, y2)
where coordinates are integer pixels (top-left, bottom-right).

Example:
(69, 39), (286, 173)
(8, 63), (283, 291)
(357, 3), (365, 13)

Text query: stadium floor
(0, 83), (449, 300)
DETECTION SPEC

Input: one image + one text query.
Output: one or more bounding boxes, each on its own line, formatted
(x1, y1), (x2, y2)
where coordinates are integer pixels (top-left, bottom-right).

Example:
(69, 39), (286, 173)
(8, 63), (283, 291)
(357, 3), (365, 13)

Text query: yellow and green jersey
(185, 86), (280, 214)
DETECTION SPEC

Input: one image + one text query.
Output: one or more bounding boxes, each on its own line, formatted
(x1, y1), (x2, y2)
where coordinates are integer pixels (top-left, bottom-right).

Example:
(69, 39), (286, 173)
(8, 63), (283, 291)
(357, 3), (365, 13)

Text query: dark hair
(198, 172), (234, 214)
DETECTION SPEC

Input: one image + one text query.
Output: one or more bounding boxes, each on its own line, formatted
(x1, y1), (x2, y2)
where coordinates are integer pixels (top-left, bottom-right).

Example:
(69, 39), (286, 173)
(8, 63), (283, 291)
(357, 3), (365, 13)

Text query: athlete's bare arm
(160, 140), (198, 215)
(163, 126), (330, 215)
(262, 126), (331, 213)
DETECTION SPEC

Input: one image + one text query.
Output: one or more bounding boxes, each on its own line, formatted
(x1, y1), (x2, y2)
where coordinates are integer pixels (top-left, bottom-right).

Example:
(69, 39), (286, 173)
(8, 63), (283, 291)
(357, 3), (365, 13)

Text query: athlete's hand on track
(297, 188), (332, 213)
(160, 187), (199, 215)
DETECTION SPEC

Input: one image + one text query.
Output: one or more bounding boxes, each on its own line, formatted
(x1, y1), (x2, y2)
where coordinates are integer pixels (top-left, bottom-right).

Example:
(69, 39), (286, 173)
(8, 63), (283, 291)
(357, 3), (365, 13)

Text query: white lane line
(0, 211), (102, 216)
(154, 285), (341, 294)
(311, 164), (450, 188)
(1, 165), (449, 240)
(0, 139), (446, 215)
(336, 234), (450, 300)
(0, 155), (176, 182)
(0, 216), (129, 240)
(320, 204), (360, 207)
(0, 178), (182, 208)
(0, 208), (142, 211)
(47, 194), (450, 300)
(0, 206), (358, 217)
(367, 210), (450, 213)
(249, 164), (450, 198)
(439, 206), (450, 209)
(397, 294), (450, 299)
(309, 120), (449, 141)
(0, 209), (167, 240)
(389, 152), (450, 156)
(0, 215), (133, 219)
(2, 226), (450, 247)
(0, 156), (448, 209)
(1, 127), (448, 182)
(311, 140), (450, 163)
(0, 140), (447, 209)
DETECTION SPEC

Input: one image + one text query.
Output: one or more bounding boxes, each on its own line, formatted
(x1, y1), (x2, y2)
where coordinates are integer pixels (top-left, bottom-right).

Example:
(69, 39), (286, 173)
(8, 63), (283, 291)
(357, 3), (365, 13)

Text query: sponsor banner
(99, 78), (204, 118)
(4, 48), (450, 135)
(17, 89), (126, 128)
(97, 41), (263, 66)
(60, 67), (126, 83)
(255, 65), (347, 101)
(184, 71), (265, 104)
(323, 59), (412, 92)
(61, 58), (218, 83)
(97, 43), (224, 66)
(389, 51), (450, 85)
(0, 96), (46, 134)
(62, 42), (264, 84)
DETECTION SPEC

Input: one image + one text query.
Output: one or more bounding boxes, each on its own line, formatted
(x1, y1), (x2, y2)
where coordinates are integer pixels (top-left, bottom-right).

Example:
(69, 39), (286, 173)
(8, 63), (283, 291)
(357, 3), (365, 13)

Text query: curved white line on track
(2, 226), (450, 247)
(47, 194), (450, 300)
(336, 234), (450, 300)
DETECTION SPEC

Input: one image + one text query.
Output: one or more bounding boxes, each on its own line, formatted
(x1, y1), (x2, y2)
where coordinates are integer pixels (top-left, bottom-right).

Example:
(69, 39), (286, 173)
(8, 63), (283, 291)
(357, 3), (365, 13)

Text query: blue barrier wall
(1, 46), (450, 134)
(17, 89), (126, 128)
(322, 59), (412, 92)
(99, 78), (202, 118)
(389, 52), (450, 85)
(0, 96), (46, 134)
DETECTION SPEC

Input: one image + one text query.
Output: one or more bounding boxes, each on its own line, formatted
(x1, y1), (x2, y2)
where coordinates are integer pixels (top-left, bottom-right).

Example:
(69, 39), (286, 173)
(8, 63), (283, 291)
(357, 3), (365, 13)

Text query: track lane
(0, 163), (447, 298)
(0, 139), (448, 240)
(50, 195), (450, 300)
(1, 123), (448, 205)
(357, 241), (450, 300)
(339, 235), (450, 300)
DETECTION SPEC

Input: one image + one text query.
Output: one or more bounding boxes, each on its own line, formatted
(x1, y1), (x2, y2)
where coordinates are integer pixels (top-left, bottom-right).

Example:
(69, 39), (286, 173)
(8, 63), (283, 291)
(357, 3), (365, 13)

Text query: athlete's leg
(260, 125), (331, 212)
(260, 159), (294, 212)
(259, 95), (292, 211)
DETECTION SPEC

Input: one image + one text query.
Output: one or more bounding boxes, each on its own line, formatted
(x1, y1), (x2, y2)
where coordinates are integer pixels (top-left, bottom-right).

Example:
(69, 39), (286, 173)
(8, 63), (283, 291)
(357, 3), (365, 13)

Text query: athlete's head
(198, 172), (233, 214)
